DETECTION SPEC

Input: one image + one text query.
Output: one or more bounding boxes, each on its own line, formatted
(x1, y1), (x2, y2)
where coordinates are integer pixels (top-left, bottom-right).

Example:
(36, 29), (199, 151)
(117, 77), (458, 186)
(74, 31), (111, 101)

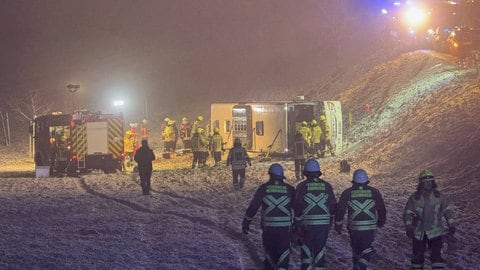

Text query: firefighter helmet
(353, 169), (368, 184)
(234, 137), (241, 145)
(214, 127), (219, 133)
(164, 117), (170, 122)
(197, 115), (204, 121)
(319, 115), (326, 121)
(168, 120), (174, 125)
(419, 170), (434, 181)
(311, 119), (317, 126)
(182, 117), (188, 122)
(196, 127), (204, 134)
(268, 163), (284, 179)
(302, 121), (308, 127)
(304, 159), (321, 173)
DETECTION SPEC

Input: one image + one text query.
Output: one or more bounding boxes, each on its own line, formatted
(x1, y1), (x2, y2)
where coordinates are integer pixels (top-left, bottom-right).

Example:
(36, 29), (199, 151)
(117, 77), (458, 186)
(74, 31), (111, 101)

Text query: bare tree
(9, 90), (53, 122)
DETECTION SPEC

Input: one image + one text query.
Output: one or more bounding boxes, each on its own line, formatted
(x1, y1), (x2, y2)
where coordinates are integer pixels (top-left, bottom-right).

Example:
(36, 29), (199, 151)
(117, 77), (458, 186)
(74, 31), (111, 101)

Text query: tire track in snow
(78, 177), (263, 269)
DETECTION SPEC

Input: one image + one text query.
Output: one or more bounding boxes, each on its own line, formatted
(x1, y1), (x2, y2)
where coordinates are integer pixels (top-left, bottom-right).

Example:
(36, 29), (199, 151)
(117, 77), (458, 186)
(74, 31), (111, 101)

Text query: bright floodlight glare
(381, 9), (388, 15)
(113, 100), (124, 107)
(404, 6), (427, 27)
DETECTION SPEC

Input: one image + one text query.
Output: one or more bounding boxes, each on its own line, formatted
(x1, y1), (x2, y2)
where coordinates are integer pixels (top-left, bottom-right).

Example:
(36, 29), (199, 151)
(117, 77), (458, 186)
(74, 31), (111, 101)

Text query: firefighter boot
(239, 177), (245, 189)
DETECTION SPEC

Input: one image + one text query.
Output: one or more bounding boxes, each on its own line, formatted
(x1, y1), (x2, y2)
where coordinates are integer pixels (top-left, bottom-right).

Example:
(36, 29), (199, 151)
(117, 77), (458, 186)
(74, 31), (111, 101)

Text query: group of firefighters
(243, 161), (456, 270)
(296, 115), (336, 159)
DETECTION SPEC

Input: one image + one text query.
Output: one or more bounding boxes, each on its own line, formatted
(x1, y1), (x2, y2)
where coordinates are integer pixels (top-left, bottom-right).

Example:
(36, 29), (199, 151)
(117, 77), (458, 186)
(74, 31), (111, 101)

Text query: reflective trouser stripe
(411, 263), (423, 270)
(432, 262), (447, 269)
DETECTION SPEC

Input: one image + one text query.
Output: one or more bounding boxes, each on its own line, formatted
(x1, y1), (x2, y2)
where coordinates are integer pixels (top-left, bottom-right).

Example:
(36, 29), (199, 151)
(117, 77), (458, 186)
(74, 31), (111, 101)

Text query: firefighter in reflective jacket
(209, 127), (224, 166)
(403, 170), (456, 270)
(335, 169), (386, 270)
(310, 120), (323, 158)
(242, 163), (295, 270)
(226, 137), (251, 189)
(319, 115), (335, 157)
(293, 159), (336, 270)
(163, 120), (176, 152)
(298, 121), (312, 147)
(124, 130), (135, 167)
(191, 127), (207, 168)
(291, 131), (308, 180)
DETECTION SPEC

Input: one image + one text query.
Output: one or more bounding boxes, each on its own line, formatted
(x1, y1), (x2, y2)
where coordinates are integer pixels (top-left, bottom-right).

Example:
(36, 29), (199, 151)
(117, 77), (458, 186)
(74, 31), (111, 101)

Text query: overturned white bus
(211, 100), (342, 156)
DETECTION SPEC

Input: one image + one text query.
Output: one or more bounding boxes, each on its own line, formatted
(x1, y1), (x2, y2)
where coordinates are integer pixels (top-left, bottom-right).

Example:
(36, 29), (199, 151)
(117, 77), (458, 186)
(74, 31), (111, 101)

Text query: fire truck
(31, 110), (125, 176)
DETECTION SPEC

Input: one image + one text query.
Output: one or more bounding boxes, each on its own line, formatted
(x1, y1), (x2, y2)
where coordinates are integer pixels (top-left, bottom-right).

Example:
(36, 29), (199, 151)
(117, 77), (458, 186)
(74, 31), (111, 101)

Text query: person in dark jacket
(291, 131), (309, 180)
(134, 140), (156, 195)
(335, 169), (386, 270)
(403, 170), (456, 270)
(242, 163), (295, 270)
(293, 159), (336, 269)
(226, 137), (251, 189)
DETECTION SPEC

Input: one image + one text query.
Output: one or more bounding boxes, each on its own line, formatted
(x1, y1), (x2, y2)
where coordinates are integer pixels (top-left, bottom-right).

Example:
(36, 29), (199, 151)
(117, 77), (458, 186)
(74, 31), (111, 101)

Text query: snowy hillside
(1, 51), (479, 269)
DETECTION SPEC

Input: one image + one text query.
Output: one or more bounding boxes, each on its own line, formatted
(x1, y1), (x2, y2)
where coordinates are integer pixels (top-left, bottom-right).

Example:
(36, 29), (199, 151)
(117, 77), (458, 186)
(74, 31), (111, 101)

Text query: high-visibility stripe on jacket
(210, 133), (224, 152)
(293, 139), (308, 160)
(403, 190), (455, 240)
(311, 125), (322, 144)
(294, 178), (336, 226)
(227, 146), (250, 170)
(244, 179), (295, 229)
(335, 184), (386, 231)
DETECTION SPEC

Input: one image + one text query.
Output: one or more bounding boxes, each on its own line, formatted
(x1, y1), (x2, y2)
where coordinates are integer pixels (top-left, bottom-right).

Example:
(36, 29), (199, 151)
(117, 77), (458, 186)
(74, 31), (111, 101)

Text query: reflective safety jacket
(403, 190), (455, 240)
(319, 121), (331, 140)
(163, 125), (175, 142)
(335, 183), (386, 231)
(244, 178), (296, 230)
(180, 122), (192, 140)
(209, 133), (224, 152)
(124, 136), (134, 153)
(311, 125), (322, 144)
(293, 177), (336, 227)
(298, 126), (312, 146)
(227, 146), (250, 170)
(190, 133), (207, 152)
(292, 138), (308, 160)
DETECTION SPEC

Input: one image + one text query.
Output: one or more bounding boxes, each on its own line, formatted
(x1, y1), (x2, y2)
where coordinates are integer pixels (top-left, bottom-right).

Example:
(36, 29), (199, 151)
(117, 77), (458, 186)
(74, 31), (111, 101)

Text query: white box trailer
(210, 100), (342, 156)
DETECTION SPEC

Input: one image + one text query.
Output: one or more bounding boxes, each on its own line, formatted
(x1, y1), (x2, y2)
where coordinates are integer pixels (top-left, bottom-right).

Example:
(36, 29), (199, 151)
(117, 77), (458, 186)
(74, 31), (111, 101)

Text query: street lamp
(66, 84), (80, 112)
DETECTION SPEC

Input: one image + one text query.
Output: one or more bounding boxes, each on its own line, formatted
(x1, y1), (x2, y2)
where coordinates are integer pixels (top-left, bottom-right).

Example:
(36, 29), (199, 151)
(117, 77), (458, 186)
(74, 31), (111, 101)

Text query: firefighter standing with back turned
(209, 127), (224, 166)
(319, 115), (335, 157)
(403, 170), (456, 270)
(291, 131), (308, 180)
(226, 137), (251, 190)
(242, 163), (295, 270)
(293, 159), (336, 270)
(335, 169), (386, 270)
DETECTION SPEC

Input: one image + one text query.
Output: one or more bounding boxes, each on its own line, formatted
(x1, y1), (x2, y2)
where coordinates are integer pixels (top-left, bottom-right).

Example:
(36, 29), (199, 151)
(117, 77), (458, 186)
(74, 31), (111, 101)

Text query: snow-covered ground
(1, 51), (479, 269)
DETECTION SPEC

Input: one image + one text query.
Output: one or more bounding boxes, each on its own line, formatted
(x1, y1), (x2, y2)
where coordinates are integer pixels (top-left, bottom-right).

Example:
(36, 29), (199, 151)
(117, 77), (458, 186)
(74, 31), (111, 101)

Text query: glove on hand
(406, 227), (414, 239)
(242, 218), (250, 234)
(334, 224), (342, 234)
(448, 226), (456, 236)
(291, 223), (304, 246)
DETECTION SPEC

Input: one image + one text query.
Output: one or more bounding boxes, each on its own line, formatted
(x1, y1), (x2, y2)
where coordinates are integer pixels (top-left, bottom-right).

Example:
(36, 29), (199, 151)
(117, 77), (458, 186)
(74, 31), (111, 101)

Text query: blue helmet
(268, 163), (284, 178)
(353, 169), (368, 184)
(304, 159), (321, 173)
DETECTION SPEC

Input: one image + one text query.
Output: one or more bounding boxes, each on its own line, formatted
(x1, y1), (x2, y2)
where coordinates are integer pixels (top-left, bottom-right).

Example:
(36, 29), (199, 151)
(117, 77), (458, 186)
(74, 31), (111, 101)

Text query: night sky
(1, 1), (378, 118)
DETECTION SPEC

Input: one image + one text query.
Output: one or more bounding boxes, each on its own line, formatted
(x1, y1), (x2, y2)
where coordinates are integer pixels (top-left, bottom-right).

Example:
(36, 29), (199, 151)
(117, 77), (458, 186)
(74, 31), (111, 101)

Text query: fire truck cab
(31, 111), (124, 176)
